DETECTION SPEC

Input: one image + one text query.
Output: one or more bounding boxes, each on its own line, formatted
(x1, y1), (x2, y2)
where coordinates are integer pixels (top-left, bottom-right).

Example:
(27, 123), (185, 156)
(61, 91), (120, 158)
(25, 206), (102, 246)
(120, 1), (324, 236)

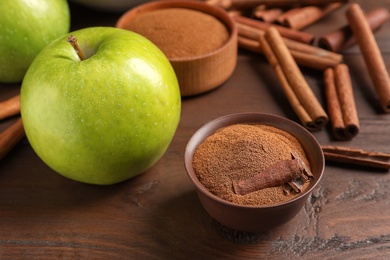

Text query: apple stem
(67, 35), (86, 61)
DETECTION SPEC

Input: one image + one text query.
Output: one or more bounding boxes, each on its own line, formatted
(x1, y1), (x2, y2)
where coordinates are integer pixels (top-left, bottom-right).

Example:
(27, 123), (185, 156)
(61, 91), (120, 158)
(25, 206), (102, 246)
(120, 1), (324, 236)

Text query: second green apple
(0, 0), (70, 83)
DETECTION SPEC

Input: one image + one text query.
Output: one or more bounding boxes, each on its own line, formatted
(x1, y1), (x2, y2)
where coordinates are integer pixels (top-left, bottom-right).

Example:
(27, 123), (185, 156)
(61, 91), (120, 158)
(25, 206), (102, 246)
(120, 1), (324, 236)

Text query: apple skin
(0, 0), (70, 83)
(20, 27), (181, 185)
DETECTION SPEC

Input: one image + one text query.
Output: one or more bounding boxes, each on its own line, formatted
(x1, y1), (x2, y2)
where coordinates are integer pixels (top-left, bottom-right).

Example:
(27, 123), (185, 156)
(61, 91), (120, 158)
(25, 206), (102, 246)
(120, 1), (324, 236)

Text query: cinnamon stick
(232, 151), (312, 195)
(239, 36), (340, 71)
(346, 3), (390, 113)
(238, 36), (262, 53)
(236, 22), (265, 42)
(236, 22), (342, 71)
(208, 0), (350, 9)
(322, 145), (390, 170)
(232, 14), (315, 44)
(259, 35), (314, 129)
(319, 7), (390, 52)
(264, 27), (328, 130)
(0, 95), (20, 121)
(324, 68), (344, 138)
(282, 3), (343, 30)
(284, 37), (342, 64)
(252, 7), (283, 23)
(333, 64), (359, 138)
(324, 64), (359, 140)
(236, 22), (342, 63)
(0, 118), (25, 160)
(289, 51), (341, 71)
(275, 7), (302, 24)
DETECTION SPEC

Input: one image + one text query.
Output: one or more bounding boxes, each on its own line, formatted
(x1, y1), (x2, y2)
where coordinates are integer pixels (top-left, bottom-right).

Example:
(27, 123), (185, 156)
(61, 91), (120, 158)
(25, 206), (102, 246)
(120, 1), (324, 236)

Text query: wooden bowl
(184, 113), (325, 232)
(116, 0), (237, 96)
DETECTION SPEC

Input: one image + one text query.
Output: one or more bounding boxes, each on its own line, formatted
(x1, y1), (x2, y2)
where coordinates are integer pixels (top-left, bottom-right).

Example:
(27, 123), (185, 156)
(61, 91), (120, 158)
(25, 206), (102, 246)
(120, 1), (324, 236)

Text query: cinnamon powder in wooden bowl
(184, 113), (325, 232)
(124, 8), (229, 59)
(116, 0), (237, 96)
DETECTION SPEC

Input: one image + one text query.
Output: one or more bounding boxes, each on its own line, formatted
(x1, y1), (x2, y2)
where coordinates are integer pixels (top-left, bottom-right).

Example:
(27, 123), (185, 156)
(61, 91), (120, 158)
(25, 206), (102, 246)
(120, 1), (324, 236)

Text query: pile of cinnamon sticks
(206, 0), (390, 140)
(204, 0), (390, 170)
(0, 95), (25, 161)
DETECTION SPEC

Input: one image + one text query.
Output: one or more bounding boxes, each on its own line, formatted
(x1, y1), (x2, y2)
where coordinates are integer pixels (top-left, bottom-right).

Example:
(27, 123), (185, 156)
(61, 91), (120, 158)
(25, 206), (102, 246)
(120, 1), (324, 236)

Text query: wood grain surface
(1, 1), (390, 259)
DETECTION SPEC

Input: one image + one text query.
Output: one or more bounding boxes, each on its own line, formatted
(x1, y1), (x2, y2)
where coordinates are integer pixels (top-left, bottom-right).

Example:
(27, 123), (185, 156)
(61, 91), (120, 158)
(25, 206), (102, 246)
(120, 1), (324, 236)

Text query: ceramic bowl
(184, 113), (325, 233)
(116, 0), (237, 96)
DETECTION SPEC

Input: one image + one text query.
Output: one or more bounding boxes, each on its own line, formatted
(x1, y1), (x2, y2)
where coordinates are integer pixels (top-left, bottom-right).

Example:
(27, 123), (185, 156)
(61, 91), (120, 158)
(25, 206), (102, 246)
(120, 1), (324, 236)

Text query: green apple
(20, 27), (181, 185)
(0, 0), (70, 83)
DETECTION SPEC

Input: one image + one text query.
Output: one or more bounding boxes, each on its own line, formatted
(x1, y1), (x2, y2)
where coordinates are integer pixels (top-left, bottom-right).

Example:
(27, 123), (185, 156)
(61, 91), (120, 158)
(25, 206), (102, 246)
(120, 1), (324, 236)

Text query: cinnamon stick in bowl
(346, 3), (390, 113)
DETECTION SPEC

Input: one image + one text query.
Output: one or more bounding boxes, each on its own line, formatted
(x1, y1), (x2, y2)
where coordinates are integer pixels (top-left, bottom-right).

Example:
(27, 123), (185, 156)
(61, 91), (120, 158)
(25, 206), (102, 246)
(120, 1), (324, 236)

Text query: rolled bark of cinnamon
(238, 35), (341, 71)
(253, 7), (283, 23)
(208, 0), (351, 9)
(324, 64), (359, 140)
(232, 155), (309, 195)
(334, 64), (359, 138)
(324, 68), (344, 138)
(238, 36), (262, 53)
(318, 7), (390, 52)
(0, 118), (25, 160)
(232, 14), (315, 44)
(236, 22), (265, 42)
(264, 27), (328, 130)
(283, 36), (342, 63)
(236, 22), (342, 70)
(322, 145), (390, 170)
(259, 35), (314, 129)
(346, 3), (390, 113)
(288, 51), (341, 71)
(237, 22), (342, 62)
(282, 3), (343, 30)
(0, 95), (20, 121)
(275, 7), (302, 24)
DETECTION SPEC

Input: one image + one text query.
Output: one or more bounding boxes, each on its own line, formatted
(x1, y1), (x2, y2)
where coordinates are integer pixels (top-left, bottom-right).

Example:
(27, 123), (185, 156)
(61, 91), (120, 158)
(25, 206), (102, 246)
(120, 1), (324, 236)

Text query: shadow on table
(148, 189), (272, 259)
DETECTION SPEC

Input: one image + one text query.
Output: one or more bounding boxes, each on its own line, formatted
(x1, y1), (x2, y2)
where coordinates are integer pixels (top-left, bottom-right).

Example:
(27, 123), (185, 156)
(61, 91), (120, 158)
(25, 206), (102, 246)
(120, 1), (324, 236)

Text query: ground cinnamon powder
(192, 124), (311, 206)
(124, 8), (229, 59)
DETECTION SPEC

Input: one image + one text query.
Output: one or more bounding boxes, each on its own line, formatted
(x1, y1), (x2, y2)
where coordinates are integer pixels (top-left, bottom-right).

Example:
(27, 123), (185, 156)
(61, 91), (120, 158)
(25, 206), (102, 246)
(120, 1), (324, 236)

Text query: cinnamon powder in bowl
(124, 8), (229, 59)
(192, 123), (312, 207)
(185, 113), (325, 232)
(116, 0), (237, 96)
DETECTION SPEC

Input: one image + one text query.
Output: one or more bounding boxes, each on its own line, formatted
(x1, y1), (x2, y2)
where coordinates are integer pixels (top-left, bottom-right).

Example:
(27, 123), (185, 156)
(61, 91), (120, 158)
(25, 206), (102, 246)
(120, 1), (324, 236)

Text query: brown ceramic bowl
(184, 113), (325, 233)
(116, 0), (237, 97)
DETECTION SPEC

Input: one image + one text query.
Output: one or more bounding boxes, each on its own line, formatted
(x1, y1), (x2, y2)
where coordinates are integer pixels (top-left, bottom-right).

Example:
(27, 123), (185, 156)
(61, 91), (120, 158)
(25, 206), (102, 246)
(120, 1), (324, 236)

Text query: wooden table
(1, 1), (390, 259)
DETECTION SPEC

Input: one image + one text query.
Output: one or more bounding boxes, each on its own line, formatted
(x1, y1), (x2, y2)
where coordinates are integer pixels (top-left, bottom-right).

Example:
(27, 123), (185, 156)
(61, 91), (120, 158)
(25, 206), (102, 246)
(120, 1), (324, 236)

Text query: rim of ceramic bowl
(184, 112), (325, 209)
(116, 0), (237, 62)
